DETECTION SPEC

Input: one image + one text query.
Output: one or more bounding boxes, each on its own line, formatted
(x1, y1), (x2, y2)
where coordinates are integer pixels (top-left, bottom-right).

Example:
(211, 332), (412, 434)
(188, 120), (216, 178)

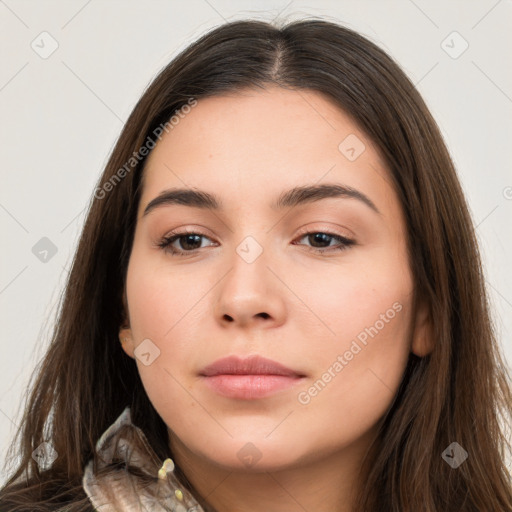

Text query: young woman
(1, 17), (511, 512)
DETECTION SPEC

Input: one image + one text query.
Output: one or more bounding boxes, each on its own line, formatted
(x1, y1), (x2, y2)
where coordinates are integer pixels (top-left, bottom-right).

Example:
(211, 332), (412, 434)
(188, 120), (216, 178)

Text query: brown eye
(157, 230), (216, 256)
(156, 229), (355, 257)
(293, 231), (355, 253)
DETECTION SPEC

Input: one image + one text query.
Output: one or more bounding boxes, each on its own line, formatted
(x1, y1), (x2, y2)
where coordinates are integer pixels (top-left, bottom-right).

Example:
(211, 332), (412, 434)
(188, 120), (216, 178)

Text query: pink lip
(199, 355), (306, 399)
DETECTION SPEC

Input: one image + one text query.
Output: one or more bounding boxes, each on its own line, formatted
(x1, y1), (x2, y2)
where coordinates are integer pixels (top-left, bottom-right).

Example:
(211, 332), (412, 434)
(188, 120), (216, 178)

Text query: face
(120, 86), (430, 473)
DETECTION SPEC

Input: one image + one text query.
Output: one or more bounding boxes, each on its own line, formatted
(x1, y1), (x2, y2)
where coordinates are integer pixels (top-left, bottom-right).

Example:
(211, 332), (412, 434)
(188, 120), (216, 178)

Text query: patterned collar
(83, 407), (205, 511)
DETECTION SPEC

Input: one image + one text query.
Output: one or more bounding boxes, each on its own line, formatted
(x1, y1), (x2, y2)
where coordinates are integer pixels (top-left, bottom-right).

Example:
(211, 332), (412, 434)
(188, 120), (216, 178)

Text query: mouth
(199, 355), (306, 400)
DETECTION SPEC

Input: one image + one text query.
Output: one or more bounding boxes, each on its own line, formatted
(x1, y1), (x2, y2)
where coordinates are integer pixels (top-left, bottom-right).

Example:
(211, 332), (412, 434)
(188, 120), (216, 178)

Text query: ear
(411, 300), (434, 357)
(118, 286), (136, 359)
(119, 326), (136, 359)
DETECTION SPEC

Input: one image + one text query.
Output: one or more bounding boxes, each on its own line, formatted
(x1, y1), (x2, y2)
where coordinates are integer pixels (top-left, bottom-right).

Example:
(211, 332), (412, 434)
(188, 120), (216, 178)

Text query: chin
(195, 438), (308, 473)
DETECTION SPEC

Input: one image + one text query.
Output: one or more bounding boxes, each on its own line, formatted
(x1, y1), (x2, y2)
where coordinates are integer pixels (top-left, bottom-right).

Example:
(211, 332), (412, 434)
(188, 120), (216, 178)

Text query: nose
(213, 242), (287, 329)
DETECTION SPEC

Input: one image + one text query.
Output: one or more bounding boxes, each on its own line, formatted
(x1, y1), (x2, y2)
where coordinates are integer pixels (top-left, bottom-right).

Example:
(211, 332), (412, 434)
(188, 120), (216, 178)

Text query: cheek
(124, 257), (201, 430)
(125, 248), (203, 348)
(295, 294), (412, 444)
(292, 247), (412, 346)
(123, 249), (198, 395)
(291, 254), (413, 430)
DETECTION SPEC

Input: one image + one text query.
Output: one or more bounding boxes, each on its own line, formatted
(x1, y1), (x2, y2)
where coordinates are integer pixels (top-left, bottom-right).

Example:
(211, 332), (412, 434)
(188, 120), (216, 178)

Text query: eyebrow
(142, 183), (380, 217)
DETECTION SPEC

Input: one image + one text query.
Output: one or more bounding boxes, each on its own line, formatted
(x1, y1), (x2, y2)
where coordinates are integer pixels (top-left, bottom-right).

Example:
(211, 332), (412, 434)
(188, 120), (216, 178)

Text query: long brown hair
(1, 17), (511, 512)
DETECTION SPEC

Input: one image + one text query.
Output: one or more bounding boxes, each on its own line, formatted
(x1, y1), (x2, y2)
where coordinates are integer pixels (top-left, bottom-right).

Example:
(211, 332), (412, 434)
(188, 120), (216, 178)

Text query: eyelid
(294, 223), (355, 240)
(159, 223), (354, 243)
(160, 225), (216, 242)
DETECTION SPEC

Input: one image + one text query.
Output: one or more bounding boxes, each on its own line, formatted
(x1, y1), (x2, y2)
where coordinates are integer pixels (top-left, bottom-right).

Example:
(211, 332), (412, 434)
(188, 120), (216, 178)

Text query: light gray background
(1, 0), (511, 484)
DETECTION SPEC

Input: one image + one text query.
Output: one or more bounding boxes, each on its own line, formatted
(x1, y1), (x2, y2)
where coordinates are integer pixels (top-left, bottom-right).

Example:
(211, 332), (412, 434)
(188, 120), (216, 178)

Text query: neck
(169, 428), (377, 512)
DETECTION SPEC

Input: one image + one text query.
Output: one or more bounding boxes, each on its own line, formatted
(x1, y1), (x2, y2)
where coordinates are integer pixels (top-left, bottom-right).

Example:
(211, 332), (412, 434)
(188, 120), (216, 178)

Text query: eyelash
(155, 228), (356, 257)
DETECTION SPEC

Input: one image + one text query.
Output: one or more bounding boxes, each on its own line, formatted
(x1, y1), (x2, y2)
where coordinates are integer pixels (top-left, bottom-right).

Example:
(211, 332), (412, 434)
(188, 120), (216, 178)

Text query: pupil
(310, 233), (331, 247)
(182, 235), (201, 250)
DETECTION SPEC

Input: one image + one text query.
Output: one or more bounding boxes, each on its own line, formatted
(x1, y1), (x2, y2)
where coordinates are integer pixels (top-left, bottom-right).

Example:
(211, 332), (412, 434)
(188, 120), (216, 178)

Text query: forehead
(139, 87), (396, 217)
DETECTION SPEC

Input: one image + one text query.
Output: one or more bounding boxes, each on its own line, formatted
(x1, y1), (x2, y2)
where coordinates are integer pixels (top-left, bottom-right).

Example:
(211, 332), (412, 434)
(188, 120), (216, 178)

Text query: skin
(119, 86), (432, 512)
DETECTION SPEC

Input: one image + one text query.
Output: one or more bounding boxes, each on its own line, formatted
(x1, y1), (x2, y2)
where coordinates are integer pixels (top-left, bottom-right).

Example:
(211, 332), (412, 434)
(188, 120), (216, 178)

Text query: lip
(199, 355), (306, 399)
